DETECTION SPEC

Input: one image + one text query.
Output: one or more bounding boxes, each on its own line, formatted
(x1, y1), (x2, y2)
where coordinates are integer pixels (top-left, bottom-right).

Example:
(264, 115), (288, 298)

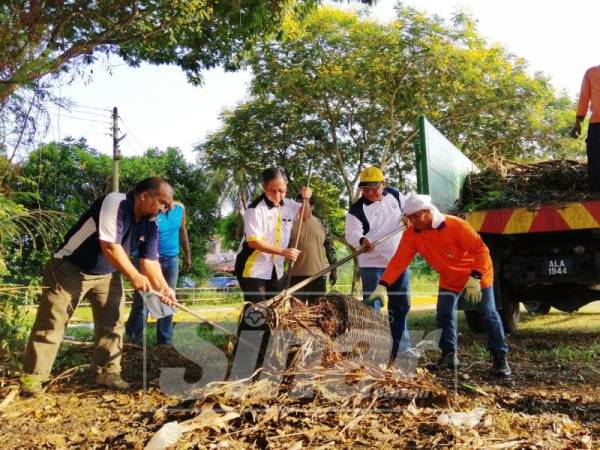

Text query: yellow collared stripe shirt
(235, 194), (303, 280)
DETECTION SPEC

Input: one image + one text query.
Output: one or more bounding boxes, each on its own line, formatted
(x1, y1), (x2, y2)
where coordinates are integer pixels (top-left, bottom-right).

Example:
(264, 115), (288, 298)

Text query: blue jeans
(360, 267), (411, 356)
(437, 286), (508, 356)
(125, 256), (179, 345)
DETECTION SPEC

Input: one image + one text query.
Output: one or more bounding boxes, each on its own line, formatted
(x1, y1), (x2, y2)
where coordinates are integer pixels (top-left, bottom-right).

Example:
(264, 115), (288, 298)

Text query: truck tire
(524, 300), (551, 315)
(491, 273), (520, 334)
(499, 297), (520, 334)
(464, 310), (485, 333)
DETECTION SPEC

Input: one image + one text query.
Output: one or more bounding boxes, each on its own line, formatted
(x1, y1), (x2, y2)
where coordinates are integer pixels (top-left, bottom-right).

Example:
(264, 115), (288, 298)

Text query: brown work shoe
(95, 372), (130, 390)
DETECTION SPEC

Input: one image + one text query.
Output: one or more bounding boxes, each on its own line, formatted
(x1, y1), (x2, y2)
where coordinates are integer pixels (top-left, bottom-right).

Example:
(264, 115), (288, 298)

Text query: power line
(68, 102), (112, 113)
(47, 105), (109, 119)
(49, 113), (112, 125)
(118, 116), (146, 152)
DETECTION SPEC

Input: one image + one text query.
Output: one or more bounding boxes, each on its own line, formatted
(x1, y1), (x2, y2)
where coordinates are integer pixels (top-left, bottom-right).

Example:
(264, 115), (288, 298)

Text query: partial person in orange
(572, 65), (600, 191)
(368, 193), (511, 378)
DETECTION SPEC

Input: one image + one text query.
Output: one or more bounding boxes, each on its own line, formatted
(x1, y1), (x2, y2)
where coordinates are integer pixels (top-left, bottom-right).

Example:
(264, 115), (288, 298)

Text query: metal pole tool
(261, 224), (407, 308)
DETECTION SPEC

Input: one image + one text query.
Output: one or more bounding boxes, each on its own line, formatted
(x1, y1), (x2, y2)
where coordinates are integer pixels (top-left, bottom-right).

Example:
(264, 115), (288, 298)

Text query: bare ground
(1, 314), (599, 449)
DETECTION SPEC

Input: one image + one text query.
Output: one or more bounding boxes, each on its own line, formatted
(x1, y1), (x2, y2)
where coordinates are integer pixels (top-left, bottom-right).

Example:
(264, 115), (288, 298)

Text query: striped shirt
(235, 194), (303, 280)
(54, 192), (159, 274)
(345, 187), (406, 268)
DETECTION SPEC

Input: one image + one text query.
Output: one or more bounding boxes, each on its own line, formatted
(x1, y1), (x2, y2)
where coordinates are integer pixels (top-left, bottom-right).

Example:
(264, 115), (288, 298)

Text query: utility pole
(111, 107), (125, 192)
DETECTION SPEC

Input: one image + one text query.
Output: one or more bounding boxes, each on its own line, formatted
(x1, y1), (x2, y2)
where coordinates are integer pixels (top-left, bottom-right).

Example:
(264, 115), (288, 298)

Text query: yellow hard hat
(358, 166), (384, 187)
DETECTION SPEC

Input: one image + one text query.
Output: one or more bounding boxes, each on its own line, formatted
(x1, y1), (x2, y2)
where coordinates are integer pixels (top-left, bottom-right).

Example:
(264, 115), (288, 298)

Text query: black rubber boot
(492, 354), (512, 378)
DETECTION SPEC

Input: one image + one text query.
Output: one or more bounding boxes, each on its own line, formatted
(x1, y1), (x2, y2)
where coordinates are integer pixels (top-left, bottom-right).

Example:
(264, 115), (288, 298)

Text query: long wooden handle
(262, 224), (406, 307)
(284, 161), (314, 290)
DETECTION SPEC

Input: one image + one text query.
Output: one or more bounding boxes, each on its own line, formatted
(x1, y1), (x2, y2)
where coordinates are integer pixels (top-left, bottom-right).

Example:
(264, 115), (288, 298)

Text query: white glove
(464, 276), (482, 304)
(366, 284), (388, 309)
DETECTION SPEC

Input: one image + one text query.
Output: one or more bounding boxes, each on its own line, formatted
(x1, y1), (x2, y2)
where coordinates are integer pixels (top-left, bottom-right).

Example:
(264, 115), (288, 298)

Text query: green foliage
(18, 138), (112, 214)
(0, 289), (34, 352)
(4, 140), (219, 280)
(0, 0), (320, 103)
(216, 212), (243, 251)
(201, 5), (582, 220)
(532, 340), (600, 364)
(471, 342), (488, 361)
(0, 150), (69, 279)
(409, 255), (436, 278)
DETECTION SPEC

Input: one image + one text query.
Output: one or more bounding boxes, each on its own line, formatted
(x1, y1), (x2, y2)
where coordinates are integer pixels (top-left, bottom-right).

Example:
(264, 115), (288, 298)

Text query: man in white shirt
(345, 166), (410, 360)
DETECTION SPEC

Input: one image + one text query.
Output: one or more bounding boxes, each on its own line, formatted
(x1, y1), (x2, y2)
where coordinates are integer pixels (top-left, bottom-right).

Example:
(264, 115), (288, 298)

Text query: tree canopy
(200, 6), (582, 218)
(0, 0), (321, 102)
(2, 139), (219, 281)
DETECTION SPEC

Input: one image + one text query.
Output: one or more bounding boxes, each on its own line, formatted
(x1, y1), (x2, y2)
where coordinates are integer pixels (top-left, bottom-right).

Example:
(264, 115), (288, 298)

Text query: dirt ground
(1, 311), (599, 449)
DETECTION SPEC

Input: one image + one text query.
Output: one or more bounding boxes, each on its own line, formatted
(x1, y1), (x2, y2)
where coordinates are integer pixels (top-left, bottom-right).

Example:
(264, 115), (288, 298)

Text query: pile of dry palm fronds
(140, 294), (594, 449)
(460, 159), (600, 210)
(147, 295), (449, 448)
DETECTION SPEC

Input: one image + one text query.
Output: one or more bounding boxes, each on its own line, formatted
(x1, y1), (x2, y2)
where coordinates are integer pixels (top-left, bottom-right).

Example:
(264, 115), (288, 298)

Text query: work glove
(366, 284), (388, 310)
(329, 268), (337, 287)
(463, 276), (482, 304)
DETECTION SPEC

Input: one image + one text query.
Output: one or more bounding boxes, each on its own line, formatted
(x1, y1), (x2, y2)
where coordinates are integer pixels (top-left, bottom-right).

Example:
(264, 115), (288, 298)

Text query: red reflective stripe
(528, 207), (571, 232)
(583, 200), (600, 223)
(479, 209), (513, 233)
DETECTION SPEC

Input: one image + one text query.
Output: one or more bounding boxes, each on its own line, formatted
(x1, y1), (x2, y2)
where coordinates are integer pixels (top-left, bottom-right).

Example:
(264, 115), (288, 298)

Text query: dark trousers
(237, 269), (283, 304)
(360, 267), (411, 357)
(232, 269), (283, 379)
(289, 276), (327, 304)
(587, 123), (600, 191)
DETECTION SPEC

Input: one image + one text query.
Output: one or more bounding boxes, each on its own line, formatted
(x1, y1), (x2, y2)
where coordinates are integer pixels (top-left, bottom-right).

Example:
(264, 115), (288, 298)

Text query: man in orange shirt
(368, 193), (511, 378)
(572, 65), (600, 191)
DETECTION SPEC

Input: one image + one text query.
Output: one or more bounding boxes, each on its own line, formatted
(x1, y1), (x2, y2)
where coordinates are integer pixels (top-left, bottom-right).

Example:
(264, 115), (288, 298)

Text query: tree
(6, 140), (219, 280)
(201, 6), (581, 213)
(0, 148), (67, 279)
(0, 0), (325, 102)
(0, 1), (374, 162)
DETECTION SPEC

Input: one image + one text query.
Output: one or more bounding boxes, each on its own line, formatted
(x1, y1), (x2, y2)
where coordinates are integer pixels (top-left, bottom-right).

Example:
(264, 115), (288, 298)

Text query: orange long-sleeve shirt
(576, 65), (600, 124)
(380, 215), (493, 293)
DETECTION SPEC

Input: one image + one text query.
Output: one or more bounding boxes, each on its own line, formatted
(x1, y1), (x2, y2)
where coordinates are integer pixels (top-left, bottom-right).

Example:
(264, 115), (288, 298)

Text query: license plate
(544, 259), (571, 276)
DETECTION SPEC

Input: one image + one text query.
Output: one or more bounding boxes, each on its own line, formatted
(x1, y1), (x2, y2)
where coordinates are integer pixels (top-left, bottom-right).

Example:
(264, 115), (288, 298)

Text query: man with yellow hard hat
(345, 166), (411, 361)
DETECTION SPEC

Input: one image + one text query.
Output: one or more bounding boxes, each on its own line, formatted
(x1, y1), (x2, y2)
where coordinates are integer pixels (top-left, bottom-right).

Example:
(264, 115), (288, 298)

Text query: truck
(415, 116), (600, 333)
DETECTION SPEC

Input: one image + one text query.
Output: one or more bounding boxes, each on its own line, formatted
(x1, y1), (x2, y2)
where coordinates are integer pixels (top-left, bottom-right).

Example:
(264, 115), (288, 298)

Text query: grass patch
(195, 322), (235, 349)
(63, 316), (238, 350)
(64, 324), (94, 341)
(532, 340), (600, 364)
(471, 342), (488, 362)
(519, 309), (600, 334)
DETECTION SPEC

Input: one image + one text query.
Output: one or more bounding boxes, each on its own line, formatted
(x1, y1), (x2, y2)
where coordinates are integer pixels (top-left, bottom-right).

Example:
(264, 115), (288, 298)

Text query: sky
(46, 0), (600, 162)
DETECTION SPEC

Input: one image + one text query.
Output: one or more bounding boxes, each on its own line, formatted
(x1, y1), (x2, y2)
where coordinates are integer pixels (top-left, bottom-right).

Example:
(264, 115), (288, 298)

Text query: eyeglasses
(265, 188), (286, 195)
(360, 182), (382, 193)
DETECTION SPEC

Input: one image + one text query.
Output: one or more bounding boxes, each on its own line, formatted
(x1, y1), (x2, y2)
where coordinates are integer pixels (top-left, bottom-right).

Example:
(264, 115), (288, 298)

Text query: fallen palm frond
(0, 203), (70, 275)
(150, 294), (448, 449)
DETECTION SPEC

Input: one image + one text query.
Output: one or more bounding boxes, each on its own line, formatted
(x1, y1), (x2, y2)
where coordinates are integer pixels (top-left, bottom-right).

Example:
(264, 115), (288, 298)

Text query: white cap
(404, 192), (434, 215)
